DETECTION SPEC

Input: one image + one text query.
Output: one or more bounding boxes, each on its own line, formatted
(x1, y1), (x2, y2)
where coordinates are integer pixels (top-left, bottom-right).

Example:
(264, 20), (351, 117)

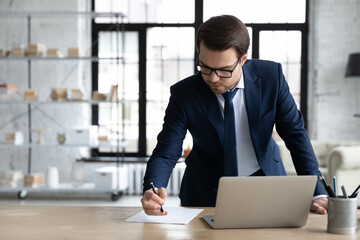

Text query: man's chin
(210, 87), (225, 94)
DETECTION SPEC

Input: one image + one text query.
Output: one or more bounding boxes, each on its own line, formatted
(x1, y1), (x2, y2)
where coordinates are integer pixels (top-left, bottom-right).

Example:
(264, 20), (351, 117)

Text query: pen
(319, 176), (336, 198)
(333, 176), (336, 196)
(349, 184), (360, 198)
(341, 185), (348, 198)
(150, 182), (164, 213)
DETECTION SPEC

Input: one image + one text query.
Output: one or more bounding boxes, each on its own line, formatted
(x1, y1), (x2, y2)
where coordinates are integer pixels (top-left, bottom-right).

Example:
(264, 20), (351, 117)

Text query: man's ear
(240, 52), (248, 65)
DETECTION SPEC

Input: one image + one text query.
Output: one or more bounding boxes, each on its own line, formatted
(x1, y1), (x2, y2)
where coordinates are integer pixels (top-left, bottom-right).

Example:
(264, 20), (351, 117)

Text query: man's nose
(208, 70), (220, 82)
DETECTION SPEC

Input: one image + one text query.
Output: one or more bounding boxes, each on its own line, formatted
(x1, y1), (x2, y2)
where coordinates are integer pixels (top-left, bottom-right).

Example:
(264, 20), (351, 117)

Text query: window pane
(146, 27), (195, 155)
(97, 31), (139, 153)
(95, 0), (195, 23)
(247, 27), (253, 58)
(204, 0), (306, 23)
(259, 30), (302, 107)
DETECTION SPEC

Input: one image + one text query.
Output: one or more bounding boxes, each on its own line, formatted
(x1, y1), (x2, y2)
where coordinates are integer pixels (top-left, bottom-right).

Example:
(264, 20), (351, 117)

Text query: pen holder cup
(327, 197), (358, 235)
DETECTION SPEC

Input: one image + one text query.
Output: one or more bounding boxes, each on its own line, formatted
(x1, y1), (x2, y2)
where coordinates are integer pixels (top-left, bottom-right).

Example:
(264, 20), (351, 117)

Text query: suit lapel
(193, 65), (262, 149)
(243, 64), (261, 149)
(195, 74), (225, 145)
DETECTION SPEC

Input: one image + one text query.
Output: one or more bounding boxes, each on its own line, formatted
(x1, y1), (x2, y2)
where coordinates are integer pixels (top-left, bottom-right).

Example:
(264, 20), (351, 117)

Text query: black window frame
(90, 0), (309, 158)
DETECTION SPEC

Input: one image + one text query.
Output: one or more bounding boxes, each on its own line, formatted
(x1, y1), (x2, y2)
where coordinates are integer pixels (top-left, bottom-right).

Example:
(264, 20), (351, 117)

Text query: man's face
(198, 42), (247, 94)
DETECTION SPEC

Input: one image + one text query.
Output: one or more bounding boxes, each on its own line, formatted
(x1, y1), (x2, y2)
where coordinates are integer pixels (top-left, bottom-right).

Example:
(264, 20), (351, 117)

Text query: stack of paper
(10, 47), (25, 57)
(0, 49), (10, 57)
(70, 89), (84, 101)
(125, 207), (203, 225)
(1, 171), (24, 187)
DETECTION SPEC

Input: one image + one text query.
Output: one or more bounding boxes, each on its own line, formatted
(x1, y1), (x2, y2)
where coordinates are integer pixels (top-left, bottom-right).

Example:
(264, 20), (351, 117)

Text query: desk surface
(0, 206), (359, 240)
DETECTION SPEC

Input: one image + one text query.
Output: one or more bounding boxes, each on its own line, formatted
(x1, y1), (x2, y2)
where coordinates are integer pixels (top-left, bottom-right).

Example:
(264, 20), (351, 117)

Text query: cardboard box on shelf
(68, 48), (83, 57)
(50, 88), (68, 101)
(24, 173), (45, 188)
(92, 91), (107, 101)
(24, 89), (38, 101)
(27, 43), (46, 56)
(46, 48), (63, 58)
(97, 135), (109, 142)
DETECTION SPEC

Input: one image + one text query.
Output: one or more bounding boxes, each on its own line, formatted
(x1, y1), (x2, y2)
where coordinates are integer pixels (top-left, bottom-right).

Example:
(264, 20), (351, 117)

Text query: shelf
(0, 56), (124, 62)
(78, 156), (185, 164)
(0, 183), (96, 192)
(0, 142), (127, 148)
(0, 8), (128, 198)
(0, 99), (137, 105)
(0, 11), (126, 18)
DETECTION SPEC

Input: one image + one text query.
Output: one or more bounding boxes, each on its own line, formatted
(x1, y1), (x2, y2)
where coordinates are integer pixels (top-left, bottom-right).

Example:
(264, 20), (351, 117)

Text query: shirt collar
(236, 69), (245, 89)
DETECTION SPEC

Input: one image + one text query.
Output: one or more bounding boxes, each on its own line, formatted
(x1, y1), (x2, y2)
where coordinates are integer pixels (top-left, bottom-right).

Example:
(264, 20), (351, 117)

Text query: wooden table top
(0, 206), (359, 240)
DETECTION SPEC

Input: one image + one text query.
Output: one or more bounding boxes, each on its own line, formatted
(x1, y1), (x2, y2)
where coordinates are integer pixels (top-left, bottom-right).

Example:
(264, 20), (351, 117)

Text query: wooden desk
(0, 206), (359, 240)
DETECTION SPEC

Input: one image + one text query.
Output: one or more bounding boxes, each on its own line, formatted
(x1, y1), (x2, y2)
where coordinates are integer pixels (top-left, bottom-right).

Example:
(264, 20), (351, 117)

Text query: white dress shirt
(215, 71), (261, 176)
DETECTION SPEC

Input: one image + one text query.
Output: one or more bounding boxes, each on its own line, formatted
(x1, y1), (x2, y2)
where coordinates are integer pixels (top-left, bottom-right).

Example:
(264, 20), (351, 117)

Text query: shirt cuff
(312, 194), (328, 200)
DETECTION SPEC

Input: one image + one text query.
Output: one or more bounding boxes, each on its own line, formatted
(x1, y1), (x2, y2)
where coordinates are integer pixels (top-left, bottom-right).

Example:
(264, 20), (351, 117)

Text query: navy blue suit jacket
(143, 59), (325, 206)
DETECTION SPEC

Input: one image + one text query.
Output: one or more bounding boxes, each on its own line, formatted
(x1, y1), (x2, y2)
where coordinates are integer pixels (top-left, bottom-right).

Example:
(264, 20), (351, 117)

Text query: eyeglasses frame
(197, 58), (241, 78)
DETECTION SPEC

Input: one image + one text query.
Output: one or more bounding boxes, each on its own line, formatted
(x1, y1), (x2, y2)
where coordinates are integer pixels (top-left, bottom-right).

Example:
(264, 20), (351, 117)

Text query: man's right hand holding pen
(141, 183), (168, 216)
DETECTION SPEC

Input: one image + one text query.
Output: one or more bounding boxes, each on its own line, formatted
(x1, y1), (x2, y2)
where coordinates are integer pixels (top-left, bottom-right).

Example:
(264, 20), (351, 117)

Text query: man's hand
(310, 197), (328, 214)
(141, 187), (168, 216)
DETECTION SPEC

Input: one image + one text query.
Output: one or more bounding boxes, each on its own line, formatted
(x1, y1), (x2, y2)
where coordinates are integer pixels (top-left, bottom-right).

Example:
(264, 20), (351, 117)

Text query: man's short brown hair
(196, 15), (250, 58)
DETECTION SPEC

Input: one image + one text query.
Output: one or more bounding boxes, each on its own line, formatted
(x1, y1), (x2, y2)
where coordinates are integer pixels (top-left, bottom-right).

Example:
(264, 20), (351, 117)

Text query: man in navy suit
(141, 15), (328, 215)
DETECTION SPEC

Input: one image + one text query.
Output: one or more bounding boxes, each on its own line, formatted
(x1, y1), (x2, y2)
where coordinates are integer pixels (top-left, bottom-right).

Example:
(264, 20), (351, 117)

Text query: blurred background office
(0, 0), (359, 206)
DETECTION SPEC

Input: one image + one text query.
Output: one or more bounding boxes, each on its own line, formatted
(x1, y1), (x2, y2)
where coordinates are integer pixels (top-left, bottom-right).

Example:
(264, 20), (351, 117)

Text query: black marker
(319, 176), (336, 198)
(349, 184), (360, 198)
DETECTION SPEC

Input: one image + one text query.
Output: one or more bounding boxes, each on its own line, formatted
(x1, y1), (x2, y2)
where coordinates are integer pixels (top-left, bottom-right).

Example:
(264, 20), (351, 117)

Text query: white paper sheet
(124, 207), (203, 225)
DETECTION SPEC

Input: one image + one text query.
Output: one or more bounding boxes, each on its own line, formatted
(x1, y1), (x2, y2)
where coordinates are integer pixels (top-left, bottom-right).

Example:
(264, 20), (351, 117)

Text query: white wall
(308, 0), (360, 141)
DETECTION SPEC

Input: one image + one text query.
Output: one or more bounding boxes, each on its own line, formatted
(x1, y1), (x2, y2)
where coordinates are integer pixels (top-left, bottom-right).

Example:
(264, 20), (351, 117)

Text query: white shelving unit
(0, 10), (127, 201)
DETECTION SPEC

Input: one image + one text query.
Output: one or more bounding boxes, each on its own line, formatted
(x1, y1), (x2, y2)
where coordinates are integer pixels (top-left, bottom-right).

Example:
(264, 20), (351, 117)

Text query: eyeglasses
(197, 58), (240, 78)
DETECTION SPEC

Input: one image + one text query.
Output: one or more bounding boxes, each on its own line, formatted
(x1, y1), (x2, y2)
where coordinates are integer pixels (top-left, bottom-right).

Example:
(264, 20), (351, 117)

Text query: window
(97, 31), (139, 153)
(146, 27), (195, 154)
(92, 0), (308, 157)
(92, 0), (197, 157)
(259, 31), (302, 107)
(204, 0), (306, 23)
(95, 0), (195, 23)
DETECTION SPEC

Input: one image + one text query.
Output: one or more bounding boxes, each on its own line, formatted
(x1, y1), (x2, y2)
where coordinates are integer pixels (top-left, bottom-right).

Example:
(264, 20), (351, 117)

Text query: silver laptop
(203, 175), (317, 229)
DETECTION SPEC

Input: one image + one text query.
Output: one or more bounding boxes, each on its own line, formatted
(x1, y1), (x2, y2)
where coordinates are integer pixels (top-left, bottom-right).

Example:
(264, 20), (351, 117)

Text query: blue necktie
(222, 89), (239, 176)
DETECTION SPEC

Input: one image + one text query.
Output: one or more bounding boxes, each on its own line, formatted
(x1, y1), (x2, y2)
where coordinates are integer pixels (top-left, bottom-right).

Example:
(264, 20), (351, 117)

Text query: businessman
(141, 15), (328, 215)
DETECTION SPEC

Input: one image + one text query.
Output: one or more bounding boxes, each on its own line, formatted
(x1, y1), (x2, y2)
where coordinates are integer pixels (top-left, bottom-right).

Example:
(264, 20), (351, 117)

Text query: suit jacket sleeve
(142, 86), (187, 192)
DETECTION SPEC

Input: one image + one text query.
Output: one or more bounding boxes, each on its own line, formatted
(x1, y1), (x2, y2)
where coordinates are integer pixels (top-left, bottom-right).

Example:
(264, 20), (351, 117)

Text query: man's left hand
(310, 197), (328, 214)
